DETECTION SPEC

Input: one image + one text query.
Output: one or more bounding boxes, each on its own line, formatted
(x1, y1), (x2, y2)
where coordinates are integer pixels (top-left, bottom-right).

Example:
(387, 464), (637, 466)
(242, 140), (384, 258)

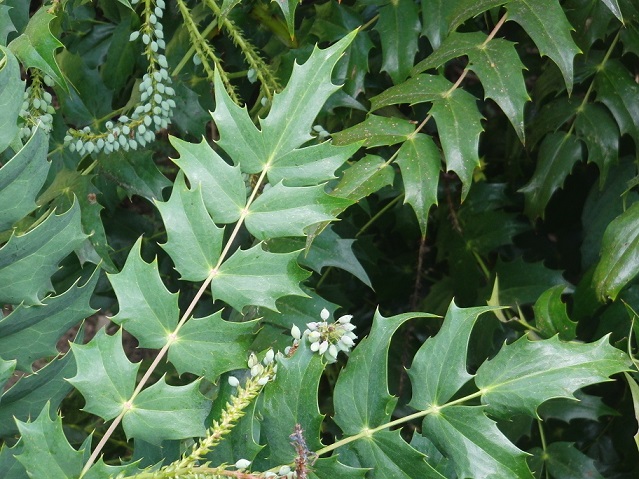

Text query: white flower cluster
(19, 75), (55, 140)
(64, 0), (175, 155)
(233, 461), (299, 478)
(288, 308), (357, 363)
(227, 349), (277, 388)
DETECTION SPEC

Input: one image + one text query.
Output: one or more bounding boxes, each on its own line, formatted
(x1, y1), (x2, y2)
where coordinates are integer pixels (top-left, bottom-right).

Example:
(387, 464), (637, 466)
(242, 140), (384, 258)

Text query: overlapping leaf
(108, 238), (180, 349)
(156, 173), (224, 282)
(533, 285), (576, 340)
(575, 103), (619, 187)
(475, 335), (630, 418)
(0, 201), (86, 305)
(331, 115), (415, 148)
(531, 442), (605, 479)
(331, 155), (395, 202)
(0, 46), (23, 153)
(420, 0), (452, 49)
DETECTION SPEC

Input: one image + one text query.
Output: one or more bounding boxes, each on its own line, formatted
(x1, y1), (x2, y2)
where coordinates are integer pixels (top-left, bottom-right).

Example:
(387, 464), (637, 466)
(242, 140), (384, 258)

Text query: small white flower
(340, 335), (355, 347)
(291, 324), (301, 340)
(318, 340), (329, 355)
(310, 341), (320, 352)
(257, 377), (269, 386)
(234, 458), (251, 470)
(308, 331), (321, 342)
(320, 308), (330, 320)
(247, 353), (258, 368)
(250, 364), (263, 378)
(337, 314), (353, 324)
(263, 349), (275, 365)
(278, 466), (291, 475)
(228, 376), (240, 387)
(306, 322), (318, 331)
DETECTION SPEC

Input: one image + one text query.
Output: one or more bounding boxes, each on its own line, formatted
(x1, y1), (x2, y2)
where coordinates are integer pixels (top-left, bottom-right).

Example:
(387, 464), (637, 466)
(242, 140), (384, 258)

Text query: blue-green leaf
(0, 46), (23, 152)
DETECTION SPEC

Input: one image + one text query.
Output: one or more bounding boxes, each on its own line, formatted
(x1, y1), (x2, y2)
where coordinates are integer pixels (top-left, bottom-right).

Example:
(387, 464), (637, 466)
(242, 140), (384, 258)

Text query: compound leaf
(593, 202), (639, 301)
(397, 134), (441, 235)
(169, 136), (246, 224)
(68, 329), (138, 421)
(246, 183), (352, 240)
(331, 155), (395, 202)
(0, 46), (23, 153)
(123, 378), (210, 445)
(519, 133), (583, 219)
(331, 115), (415, 148)
(211, 245), (310, 312)
(507, 0), (581, 94)
(448, 0), (512, 31)
(156, 173), (224, 282)
(108, 238), (180, 349)
(422, 406), (533, 479)
(15, 404), (83, 479)
(168, 311), (257, 382)
(475, 335), (630, 418)
(409, 302), (495, 409)
(420, 0), (452, 49)
(0, 201), (87, 305)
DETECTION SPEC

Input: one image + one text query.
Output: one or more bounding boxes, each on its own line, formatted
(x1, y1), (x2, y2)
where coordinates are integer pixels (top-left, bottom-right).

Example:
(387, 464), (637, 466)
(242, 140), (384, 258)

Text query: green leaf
(246, 183), (352, 240)
(494, 257), (569, 306)
(539, 389), (618, 422)
(0, 270), (97, 372)
(624, 372), (639, 451)
(0, 442), (26, 479)
(271, 0), (298, 39)
(331, 155), (395, 202)
(331, 115), (415, 147)
(374, 0), (420, 84)
(475, 335), (630, 418)
(420, 0), (452, 49)
(409, 302), (494, 409)
(448, 0), (512, 31)
(172, 82), (211, 138)
(68, 329), (138, 421)
(169, 136), (246, 224)
(527, 97), (579, 149)
(506, 0), (581, 93)
(370, 73), (450, 111)
(311, 456), (368, 479)
(0, 46), (23, 153)
(600, 0), (623, 21)
(98, 150), (171, 202)
(102, 18), (135, 91)
(168, 311), (257, 382)
(0, 201), (87, 305)
(422, 406), (533, 479)
(0, 358), (16, 397)
(594, 60), (639, 148)
(0, 6), (17, 45)
(15, 404), (84, 479)
(268, 141), (359, 187)
(519, 133), (583, 219)
(156, 173), (224, 282)
(211, 244), (310, 312)
(0, 350), (76, 437)
(412, 32), (529, 142)
(574, 103), (619, 187)
(212, 31), (356, 175)
(122, 377), (210, 445)
(108, 238), (180, 349)
(397, 134), (441, 235)
(533, 285), (577, 340)
(533, 442), (605, 479)
(593, 202), (639, 301)
(338, 430), (446, 479)
(0, 127), (49, 232)
(7, 8), (67, 91)
(260, 342), (324, 465)
(334, 311), (437, 433)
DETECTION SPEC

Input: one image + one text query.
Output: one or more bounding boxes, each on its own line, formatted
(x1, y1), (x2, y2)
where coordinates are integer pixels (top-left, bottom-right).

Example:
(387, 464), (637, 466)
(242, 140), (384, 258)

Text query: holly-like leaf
(15, 404), (84, 479)
(495, 257), (569, 306)
(0, 127), (49, 232)
(122, 377), (210, 445)
(374, 0), (420, 84)
(211, 244), (310, 312)
(0, 358), (16, 399)
(422, 406), (533, 479)
(575, 103), (619, 188)
(0, 201), (87, 305)
(533, 285), (577, 340)
(409, 302), (494, 409)
(331, 115), (415, 147)
(0, 270), (97, 372)
(593, 202), (639, 301)
(246, 183), (351, 240)
(0, 46), (23, 153)
(338, 430), (446, 479)
(413, 32), (529, 142)
(260, 342), (325, 465)
(271, 0), (298, 39)
(601, 0), (623, 21)
(624, 373), (639, 451)
(169, 136), (246, 224)
(0, 442), (26, 479)
(331, 155), (395, 202)
(311, 456), (368, 479)
(475, 335), (630, 418)
(7, 8), (67, 91)
(519, 132), (583, 219)
(68, 329), (138, 421)
(168, 311), (257, 382)
(507, 0), (581, 93)
(212, 31), (356, 175)
(0, 6), (17, 46)
(370, 73), (450, 111)
(397, 134), (441, 235)
(539, 389), (618, 422)
(334, 311), (437, 434)
(108, 238), (180, 349)
(156, 173), (224, 282)
(448, 0), (512, 31)
(420, 0), (452, 49)
(594, 60), (639, 149)
(532, 442), (605, 479)
(0, 350), (76, 438)
(98, 150), (171, 202)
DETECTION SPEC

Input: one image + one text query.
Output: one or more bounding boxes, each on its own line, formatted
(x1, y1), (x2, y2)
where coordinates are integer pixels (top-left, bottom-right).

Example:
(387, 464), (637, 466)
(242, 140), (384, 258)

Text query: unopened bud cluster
(19, 74), (55, 140)
(64, 0), (174, 155)
(228, 349), (277, 389)
(288, 308), (357, 363)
